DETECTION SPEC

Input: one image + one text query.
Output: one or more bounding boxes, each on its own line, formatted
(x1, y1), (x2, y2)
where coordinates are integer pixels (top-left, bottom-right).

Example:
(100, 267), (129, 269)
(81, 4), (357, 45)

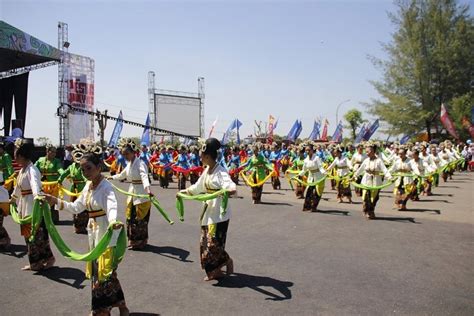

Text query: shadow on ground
(213, 272), (293, 301)
(35, 266), (86, 289)
(0, 243), (27, 258)
(374, 216), (417, 223)
(139, 245), (193, 262)
(311, 210), (350, 216)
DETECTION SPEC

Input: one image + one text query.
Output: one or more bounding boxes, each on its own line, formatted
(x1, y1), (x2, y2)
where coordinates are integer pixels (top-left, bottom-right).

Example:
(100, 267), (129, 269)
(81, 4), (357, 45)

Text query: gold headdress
(118, 138), (138, 152)
(72, 140), (103, 163)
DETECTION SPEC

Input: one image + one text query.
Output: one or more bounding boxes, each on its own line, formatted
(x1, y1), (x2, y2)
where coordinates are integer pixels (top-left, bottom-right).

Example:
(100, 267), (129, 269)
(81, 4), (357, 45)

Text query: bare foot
(21, 265), (31, 271)
(204, 270), (224, 281)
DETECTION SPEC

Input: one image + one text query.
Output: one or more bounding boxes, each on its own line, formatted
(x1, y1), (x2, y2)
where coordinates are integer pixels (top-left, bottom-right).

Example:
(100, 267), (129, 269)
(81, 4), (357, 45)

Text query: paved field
(1, 171), (473, 315)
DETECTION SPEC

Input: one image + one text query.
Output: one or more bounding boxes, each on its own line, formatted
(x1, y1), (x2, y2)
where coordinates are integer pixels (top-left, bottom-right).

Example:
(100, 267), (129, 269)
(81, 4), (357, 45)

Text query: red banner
(321, 119), (329, 141)
(440, 104), (459, 139)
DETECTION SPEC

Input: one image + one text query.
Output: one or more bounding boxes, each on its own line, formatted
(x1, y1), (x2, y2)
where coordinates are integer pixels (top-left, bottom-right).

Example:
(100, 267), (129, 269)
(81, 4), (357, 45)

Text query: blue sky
(2, 0), (405, 144)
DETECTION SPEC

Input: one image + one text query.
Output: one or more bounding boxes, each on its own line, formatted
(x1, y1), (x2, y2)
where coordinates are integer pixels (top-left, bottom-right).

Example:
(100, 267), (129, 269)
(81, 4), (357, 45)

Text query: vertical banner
(273, 118), (279, 131)
(308, 120), (321, 141)
(222, 119), (242, 145)
(286, 120), (299, 141)
(331, 121), (343, 143)
(321, 119), (329, 141)
(440, 104), (459, 139)
(267, 115), (275, 144)
(236, 119), (242, 144)
(354, 123), (366, 144)
(287, 120), (302, 142)
(208, 116), (218, 138)
(295, 120), (303, 140)
(108, 111), (123, 147)
(141, 114), (151, 146)
(64, 53), (95, 144)
(363, 119), (380, 141)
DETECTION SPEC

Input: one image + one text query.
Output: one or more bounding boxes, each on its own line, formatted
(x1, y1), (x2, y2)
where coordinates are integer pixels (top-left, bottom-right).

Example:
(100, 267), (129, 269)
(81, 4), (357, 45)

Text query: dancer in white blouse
(353, 143), (392, 219)
(46, 148), (128, 316)
(351, 144), (367, 197)
(12, 140), (55, 271)
(327, 147), (353, 203)
(388, 148), (420, 210)
(182, 138), (236, 281)
(298, 144), (327, 212)
(111, 138), (153, 250)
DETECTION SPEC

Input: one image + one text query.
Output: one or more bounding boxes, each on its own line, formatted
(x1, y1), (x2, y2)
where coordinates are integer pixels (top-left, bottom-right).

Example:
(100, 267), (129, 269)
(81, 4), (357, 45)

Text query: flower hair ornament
(118, 138), (138, 152)
(72, 140), (103, 163)
(196, 138), (206, 152)
(14, 138), (27, 149)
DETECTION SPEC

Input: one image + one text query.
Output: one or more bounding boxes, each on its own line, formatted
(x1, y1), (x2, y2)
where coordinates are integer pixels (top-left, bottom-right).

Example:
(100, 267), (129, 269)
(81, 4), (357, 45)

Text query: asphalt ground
(1, 171), (473, 315)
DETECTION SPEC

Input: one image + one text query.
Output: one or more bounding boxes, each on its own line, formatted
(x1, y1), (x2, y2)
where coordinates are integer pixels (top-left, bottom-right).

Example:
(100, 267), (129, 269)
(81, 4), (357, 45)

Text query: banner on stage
(63, 53), (95, 144)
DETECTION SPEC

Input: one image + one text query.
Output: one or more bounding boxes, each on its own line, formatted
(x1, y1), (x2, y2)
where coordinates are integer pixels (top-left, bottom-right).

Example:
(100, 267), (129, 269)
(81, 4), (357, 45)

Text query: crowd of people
(0, 136), (472, 315)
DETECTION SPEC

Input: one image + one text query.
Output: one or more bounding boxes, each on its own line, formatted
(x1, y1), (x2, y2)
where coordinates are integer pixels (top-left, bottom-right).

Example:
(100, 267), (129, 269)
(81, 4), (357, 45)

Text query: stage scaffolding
(148, 71), (205, 143)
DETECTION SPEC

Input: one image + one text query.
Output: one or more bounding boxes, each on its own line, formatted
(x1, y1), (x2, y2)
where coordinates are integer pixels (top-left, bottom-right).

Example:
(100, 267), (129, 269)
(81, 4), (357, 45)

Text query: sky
(2, 0), (408, 144)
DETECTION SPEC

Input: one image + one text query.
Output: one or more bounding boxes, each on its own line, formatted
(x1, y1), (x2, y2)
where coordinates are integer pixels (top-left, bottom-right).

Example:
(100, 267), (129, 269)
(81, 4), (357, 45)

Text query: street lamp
(336, 99), (351, 124)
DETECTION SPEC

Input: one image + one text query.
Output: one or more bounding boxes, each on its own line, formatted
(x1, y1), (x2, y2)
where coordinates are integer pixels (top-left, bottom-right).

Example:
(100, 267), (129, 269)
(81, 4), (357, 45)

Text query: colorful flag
(294, 120), (303, 140)
(268, 115), (275, 144)
(308, 120), (321, 141)
(321, 119), (329, 141)
(108, 110), (123, 147)
(363, 119), (379, 141)
(141, 114), (151, 146)
(287, 119), (301, 141)
(208, 116), (218, 138)
(331, 121), (343, 143)
(400, 132), (415, 144)
(222, 119), (243, 145)
(273, 118), (279, 131)
(354, 123), (366, 144)
(440, 104), (459, 139)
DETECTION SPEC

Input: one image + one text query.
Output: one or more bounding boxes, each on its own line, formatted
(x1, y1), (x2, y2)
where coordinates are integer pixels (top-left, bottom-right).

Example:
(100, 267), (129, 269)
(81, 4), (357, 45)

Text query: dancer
(227, 146), (241, 185)
(57, 144), (88, 234)
(174, 145), (190, 190)
(47, 145), (129, 315)
(269, 143), (281, 190)
(298, 144), (326, 212)
(351, 144), (366, 196)
(181, 138), (236, 281)
(12, 140), (55, 270)
(111, 139), (153, 250)
(0, 171), (10, 249)
(243, 144), (273, 204)
(189, 145), (201, 185)
(327, 146), (353, 203)
(389, 148), (420, 210)
(353, 143), (392, 219)
(35, 144), (64, 224)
